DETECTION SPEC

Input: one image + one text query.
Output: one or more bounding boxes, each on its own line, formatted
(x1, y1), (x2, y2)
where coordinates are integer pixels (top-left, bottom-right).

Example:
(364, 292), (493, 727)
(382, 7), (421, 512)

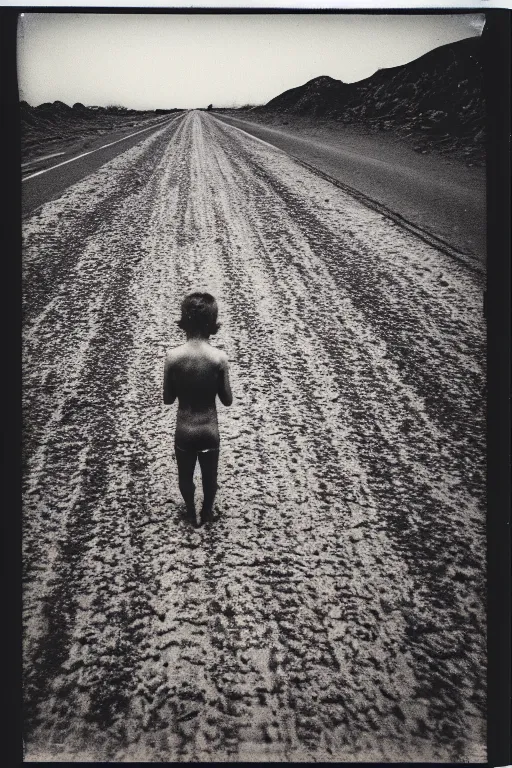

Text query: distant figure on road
(163, 293), (233, 527)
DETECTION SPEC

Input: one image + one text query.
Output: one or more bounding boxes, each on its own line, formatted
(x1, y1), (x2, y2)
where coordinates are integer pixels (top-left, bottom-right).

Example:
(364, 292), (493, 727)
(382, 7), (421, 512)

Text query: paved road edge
(213, 114), (485, 279)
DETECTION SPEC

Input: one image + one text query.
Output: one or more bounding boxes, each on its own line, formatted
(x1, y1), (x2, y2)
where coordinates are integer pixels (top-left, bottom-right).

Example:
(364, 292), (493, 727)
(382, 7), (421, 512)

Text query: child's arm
(163, 352), (177, 405)
(218, 353), (233, 406)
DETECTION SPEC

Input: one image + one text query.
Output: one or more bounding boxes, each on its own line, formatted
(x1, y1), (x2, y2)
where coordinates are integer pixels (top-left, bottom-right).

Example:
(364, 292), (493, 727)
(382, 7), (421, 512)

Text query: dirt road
(23, 110), (486, 762)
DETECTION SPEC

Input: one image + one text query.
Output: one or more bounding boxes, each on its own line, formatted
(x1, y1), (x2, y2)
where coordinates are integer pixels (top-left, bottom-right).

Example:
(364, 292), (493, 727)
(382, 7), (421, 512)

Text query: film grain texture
(22, 111), (486, 762)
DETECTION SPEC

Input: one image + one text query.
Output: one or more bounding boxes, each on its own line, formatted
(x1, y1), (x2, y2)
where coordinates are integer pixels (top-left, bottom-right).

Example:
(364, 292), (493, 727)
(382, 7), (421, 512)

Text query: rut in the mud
(23, 111), (486, 762)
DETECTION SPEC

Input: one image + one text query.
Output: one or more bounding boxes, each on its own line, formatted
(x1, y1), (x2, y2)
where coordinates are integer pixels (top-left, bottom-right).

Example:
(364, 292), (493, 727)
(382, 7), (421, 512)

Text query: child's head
(177, 292), (220, 338)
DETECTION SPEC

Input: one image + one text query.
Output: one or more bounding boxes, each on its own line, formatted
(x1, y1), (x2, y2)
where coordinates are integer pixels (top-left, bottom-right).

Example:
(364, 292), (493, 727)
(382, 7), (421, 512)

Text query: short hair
(177, 292), (220, 337)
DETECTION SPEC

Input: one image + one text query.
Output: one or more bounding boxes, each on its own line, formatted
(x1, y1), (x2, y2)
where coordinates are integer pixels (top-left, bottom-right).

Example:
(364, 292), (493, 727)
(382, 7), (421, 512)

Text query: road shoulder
(214, 113), (486, 268)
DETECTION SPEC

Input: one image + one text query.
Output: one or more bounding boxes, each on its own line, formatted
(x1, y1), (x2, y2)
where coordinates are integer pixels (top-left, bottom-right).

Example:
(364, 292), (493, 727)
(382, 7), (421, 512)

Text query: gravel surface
(22, 111), (486, 762)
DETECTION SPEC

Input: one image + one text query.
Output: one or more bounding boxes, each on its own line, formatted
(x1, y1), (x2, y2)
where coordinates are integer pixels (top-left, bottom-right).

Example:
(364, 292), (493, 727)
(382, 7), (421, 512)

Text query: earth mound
(254, 35), (485, 163)
(265, 75), (351, 117)
(20, 101), (182, 162)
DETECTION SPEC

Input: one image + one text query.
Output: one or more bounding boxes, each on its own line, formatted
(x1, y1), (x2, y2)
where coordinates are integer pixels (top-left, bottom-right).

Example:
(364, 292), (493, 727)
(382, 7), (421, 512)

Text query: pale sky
(17, 12), (485, 110)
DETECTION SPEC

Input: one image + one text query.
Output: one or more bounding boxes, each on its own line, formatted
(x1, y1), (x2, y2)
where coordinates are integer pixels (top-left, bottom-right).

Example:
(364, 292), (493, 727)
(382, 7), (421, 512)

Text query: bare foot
(184, 503), (198, 527)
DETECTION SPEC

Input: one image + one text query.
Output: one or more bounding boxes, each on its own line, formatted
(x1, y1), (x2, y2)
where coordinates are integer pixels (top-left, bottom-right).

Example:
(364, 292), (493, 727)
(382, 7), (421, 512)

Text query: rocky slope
(253, 35), (485, 162)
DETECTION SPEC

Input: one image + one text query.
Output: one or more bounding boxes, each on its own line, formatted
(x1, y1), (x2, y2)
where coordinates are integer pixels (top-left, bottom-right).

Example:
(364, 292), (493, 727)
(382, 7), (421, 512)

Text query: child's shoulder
(165, 343), (187, 361)
(209, 344), (228, 363)
(217, 348), (229, 365)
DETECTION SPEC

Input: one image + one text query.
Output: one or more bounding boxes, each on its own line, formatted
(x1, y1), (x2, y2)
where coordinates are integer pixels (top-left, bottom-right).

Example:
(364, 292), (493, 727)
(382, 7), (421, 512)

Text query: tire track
(23, 111), (486, 762)
(204, 115), (486, 755)
(23, 117), (188, 755)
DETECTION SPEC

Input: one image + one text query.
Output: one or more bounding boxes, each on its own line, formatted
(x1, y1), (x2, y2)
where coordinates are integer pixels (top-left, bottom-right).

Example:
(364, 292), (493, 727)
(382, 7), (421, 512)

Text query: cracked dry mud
(22, 111), (486, 762)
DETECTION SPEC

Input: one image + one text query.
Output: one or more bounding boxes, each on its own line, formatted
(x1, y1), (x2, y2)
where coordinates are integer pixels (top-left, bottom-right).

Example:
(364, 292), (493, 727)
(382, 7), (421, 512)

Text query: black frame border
(2, 6), (510, 767)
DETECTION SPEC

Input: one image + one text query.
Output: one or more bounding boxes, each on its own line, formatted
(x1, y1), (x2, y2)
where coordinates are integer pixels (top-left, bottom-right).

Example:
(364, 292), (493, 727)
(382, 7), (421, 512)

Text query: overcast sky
(17, 12), (485, 110)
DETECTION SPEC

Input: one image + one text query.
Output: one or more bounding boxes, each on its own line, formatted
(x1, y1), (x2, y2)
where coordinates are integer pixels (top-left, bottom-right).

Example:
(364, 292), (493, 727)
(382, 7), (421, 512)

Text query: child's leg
(198, 449), (219, 518)
(175, 446), (197, 515)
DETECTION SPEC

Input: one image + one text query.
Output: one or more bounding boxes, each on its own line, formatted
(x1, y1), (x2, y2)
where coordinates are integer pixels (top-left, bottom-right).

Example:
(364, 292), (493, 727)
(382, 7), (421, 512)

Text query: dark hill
(265, 75), (352, 117)
(256, 36), (485, 160)
(20, 101), (183, 161)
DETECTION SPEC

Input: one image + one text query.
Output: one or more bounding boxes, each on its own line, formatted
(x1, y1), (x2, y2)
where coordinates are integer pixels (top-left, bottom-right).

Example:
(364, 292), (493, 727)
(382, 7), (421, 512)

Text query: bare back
(163, 339), (232, 450)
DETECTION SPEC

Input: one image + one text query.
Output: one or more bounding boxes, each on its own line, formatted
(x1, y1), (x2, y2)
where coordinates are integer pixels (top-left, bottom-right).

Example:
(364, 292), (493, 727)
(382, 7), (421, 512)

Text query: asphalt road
(21, 113), (185, 217)
(22, 111), (486, 762)
(214, 113), (486, 268)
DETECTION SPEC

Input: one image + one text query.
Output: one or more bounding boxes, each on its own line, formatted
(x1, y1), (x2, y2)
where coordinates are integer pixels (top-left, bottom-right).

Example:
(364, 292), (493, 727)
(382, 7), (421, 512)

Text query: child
(163, 293), (233, 527)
